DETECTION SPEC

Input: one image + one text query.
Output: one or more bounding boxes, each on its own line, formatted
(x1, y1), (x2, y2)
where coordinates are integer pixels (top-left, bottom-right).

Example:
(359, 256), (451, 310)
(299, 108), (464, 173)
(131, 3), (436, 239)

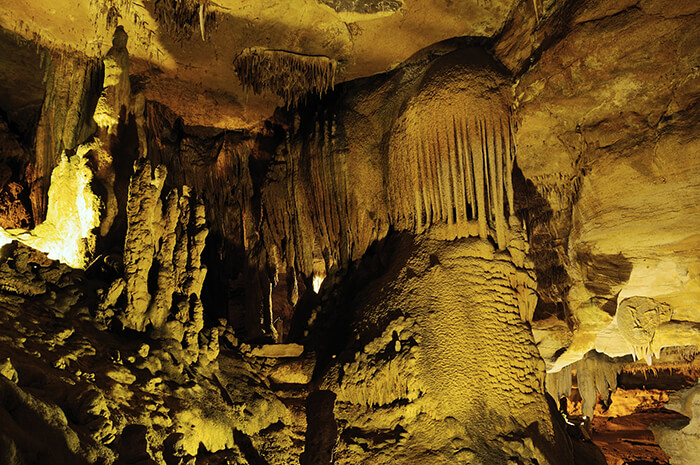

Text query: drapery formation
(388, 48), (515, 249)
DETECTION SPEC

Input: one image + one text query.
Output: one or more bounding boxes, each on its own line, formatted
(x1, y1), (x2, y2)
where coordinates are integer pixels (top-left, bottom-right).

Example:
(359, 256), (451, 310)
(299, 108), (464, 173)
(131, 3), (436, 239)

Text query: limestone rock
(0, 1), (697, 464)
(512, 0), (700, 372)
(250, 343), (305, 358)
(268, 356), (315, 385)
(651, 381), (700, 465)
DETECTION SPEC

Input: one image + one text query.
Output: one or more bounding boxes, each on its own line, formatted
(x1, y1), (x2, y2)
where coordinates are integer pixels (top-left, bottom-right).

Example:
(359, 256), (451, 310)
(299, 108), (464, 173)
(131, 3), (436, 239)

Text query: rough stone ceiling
(0, 0), (516, 128)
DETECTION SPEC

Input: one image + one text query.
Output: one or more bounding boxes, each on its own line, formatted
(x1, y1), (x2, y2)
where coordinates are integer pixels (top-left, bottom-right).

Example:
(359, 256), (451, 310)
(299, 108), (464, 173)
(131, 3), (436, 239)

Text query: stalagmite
(122, 159), (166, 331)
(0, 143), (102, 268)
(112, 158), (210, 359)
(93, 25), (132, 236)
(147, 190), (180, 328)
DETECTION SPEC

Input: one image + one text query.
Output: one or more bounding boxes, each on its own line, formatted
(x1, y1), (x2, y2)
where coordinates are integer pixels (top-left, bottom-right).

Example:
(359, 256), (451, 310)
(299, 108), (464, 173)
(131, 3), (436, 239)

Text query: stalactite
(154, 0), (216, 41)
(461, 118), (476, 221)
(415, 140), (427, 227)
(472, 119), (488, 239)
(452, 117), (467, 227)
(233, 48), (338, 107)
(387, 48), (514, 247)
(94, 26), (130, 134)
(422, 136), (433, 224)
(260, 105), (364, 290)
(504, 119), (515, 218)
(493, 121), (507, 248)
(546, 351), (620, 418)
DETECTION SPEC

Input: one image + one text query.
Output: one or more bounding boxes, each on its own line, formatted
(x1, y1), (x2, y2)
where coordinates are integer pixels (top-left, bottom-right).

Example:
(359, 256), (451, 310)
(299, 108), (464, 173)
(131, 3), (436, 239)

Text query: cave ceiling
(0, 0), (516, 128)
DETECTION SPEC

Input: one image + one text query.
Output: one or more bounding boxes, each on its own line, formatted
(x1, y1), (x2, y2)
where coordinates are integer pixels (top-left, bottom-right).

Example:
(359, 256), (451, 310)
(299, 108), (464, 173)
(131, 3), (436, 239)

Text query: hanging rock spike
(233, 48), (338, 107)
(387, 48), (514, 247)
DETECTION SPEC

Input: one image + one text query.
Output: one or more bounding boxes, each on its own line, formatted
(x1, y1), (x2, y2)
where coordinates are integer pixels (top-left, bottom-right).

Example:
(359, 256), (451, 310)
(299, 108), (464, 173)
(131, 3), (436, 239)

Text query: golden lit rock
(0, 0), (698, 464)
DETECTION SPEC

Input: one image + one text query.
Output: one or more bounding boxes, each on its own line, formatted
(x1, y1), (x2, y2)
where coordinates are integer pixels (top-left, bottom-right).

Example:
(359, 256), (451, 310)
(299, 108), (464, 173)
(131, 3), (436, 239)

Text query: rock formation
(320, 236), (565, 464)
(234, 48), (338, 107)
(651, 381), (700, 465)
(117, 157), (210, 365)
(0, 0), (698, 464)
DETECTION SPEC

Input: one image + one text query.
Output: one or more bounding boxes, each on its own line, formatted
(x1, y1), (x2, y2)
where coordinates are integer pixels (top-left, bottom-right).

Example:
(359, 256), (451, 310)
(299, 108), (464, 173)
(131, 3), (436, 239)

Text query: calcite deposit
(0, 0), (698, 464)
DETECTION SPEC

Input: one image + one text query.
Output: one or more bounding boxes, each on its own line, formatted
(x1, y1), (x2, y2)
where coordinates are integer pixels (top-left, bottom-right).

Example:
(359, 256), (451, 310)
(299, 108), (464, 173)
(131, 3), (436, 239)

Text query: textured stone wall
(319, 236), (569, 465)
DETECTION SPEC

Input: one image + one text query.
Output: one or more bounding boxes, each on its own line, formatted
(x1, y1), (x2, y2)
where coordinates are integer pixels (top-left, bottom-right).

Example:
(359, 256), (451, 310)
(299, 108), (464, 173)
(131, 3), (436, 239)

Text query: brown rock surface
(514, 0), (700, 371)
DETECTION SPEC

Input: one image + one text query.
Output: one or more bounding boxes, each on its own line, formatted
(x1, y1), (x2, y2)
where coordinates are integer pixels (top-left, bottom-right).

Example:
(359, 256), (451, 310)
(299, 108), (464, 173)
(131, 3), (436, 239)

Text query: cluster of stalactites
(617, 296), (672, 365)
(261, 108), (372, 288)
(546, 351), (620, 418)
(154, 0), (215, 41)
(389, 114), (516, 249)
(233, 48), (338, 107)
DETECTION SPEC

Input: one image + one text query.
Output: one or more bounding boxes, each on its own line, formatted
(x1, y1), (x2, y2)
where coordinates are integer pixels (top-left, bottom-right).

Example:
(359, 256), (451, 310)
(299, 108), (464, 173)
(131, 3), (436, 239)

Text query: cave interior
(0, 0), (698, 464)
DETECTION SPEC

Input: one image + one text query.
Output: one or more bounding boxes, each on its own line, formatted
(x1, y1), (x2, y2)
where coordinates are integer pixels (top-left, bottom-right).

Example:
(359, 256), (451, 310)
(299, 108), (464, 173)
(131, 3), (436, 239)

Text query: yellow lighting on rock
(0, 145), (101, 269)
(312, 274), (325, 293)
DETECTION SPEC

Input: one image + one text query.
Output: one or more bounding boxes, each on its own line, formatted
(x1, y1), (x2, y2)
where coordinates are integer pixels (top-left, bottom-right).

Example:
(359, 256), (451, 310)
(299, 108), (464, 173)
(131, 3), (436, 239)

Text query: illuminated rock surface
(0, 0), (698, 464)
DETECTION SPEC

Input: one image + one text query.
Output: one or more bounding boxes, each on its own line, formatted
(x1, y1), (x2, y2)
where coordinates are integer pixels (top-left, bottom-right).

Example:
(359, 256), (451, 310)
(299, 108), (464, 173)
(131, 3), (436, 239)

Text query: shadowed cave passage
(0, 0), (699, 464)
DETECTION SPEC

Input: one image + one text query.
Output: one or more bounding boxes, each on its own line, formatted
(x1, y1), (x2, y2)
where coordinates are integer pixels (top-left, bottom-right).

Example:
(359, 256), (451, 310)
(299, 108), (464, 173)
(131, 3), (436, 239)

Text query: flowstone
(319, 236), (577, 465)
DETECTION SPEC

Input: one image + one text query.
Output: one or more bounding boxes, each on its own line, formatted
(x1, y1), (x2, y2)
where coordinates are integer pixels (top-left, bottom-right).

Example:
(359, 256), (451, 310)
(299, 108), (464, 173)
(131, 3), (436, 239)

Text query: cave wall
(510, 0), (700, 371)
